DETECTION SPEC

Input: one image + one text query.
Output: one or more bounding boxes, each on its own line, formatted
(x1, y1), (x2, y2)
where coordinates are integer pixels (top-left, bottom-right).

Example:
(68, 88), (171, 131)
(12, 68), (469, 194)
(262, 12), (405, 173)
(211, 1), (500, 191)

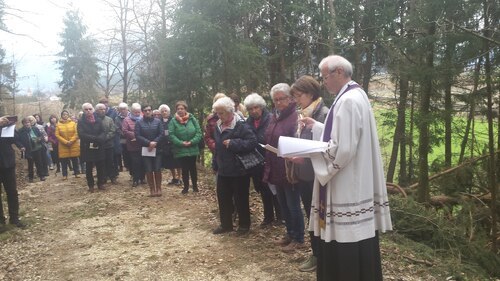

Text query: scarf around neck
(299, 97), (322, 118)
(175, 112), (190, 124)
(85, 113), (95, 124)
(130, 114), (142, 122)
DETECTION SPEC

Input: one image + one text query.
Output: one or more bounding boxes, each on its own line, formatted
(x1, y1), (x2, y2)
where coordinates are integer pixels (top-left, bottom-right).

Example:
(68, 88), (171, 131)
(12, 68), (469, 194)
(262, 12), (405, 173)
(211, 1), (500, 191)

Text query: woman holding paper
(290, 75), (329, 272)
(135, 105), (164, 197)
(263, 83), (305, 253)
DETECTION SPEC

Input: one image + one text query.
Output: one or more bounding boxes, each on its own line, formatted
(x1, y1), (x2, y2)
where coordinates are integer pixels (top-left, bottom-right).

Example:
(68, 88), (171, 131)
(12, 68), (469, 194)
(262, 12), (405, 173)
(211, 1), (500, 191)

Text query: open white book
(277, 136), (328, 158)
(259, 143), (278, 154)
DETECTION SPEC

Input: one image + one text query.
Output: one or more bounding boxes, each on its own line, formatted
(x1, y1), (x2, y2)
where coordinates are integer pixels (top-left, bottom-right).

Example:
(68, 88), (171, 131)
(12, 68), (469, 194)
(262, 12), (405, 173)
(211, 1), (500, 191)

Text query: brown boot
(154, 171), (162, 197)
(146, 172), (155, 197)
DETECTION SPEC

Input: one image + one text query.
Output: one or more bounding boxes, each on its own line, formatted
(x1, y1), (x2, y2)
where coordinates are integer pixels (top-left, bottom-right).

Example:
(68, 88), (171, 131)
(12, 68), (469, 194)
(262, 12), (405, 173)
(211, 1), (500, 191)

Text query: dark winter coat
(262, 102), (298, 186)
(135, 116), (164, 150)
(0, 126), (23, 168)
(77, 116), (106, 162)
(158, 117), (174, 156)
(214, 115), (258, 177)
(122, 116), (142, 152)
(113, 114), (126, 154)
(204, 113), (219, 153)
(100, 115), (116, 149)
(245, 108), (271, 156)
(17, 126), (44, 159)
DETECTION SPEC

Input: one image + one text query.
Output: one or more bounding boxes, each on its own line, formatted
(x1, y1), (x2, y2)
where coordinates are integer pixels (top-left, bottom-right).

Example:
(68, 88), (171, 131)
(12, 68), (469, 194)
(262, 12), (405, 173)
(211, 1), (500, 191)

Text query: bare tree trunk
(387, 76), (408, 184)
(459, 59), (481, 163)
(443, 40), (453, 168)
(408, 82), (416, 182)
(417, 22), (435, 203)
(352, 0), (362, 82)
(483, 0), (497, 253)
(326, 0), (337, 53)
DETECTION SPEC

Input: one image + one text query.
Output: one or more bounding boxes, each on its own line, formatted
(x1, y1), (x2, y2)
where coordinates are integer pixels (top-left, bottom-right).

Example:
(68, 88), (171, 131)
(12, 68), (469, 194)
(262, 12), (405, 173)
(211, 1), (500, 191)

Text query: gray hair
(243, 93), (266, 109)
(118, 102), (128, 109)
(318, 55), (353, 78)
(270, 83), (291, 100)
(131, 103), (141, 112)
(212, 97), (235, 113)
(82, 103), (93, 110)
(95, 103), (106, 110)
(158, 104), (170, 113)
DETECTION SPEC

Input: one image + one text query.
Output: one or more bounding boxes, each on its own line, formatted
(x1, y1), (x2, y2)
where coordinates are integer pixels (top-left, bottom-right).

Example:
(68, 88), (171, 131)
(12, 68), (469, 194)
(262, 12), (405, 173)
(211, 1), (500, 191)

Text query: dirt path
(1, 167), (317, 281)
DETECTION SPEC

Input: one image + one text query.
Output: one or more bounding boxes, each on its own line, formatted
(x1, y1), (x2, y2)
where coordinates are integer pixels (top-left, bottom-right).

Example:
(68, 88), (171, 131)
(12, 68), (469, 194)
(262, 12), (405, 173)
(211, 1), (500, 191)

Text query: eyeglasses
(273, 96), (290, 103)
(322, 68), (338, 82)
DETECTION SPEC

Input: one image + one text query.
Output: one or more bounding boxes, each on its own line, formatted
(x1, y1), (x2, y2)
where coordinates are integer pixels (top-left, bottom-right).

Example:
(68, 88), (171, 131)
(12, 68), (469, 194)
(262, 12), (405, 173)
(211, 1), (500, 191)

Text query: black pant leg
(32, 150), (44, 178)
(85, 161), (95, 187)
(104, 148), (117, 179)
(71, 157), (80, 175)
(27, 158), (34, 180)
(0, 167), (19, 223)
(95, 160), (106, 185)
(216, 175), (234, 230)
(188, 156), (198, 188)
(233, 175), (251, 229)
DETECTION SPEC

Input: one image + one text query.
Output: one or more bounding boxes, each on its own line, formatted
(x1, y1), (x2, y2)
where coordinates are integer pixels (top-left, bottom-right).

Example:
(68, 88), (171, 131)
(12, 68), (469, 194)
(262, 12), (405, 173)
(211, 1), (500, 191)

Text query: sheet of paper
(259, 143), (278, 154)
(1, 124), (15, 138)
(277, 136), (328, 158)
(141, 147), (156, 157)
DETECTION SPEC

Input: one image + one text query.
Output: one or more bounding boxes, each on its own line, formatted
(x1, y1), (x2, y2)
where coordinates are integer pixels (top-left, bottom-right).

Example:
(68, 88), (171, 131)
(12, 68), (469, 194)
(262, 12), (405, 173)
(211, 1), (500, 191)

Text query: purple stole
(319, 83), (361, 229)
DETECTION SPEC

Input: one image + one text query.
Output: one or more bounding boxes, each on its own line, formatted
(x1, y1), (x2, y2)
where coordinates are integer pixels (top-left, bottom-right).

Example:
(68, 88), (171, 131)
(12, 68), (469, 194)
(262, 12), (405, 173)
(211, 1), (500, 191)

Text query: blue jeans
(276, 183), (304, 243)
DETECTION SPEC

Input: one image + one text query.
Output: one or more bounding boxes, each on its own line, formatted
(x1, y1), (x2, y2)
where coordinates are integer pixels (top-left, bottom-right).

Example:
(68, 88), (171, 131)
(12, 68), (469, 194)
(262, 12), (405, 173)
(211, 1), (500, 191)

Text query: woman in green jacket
(168, 101), (202, 194)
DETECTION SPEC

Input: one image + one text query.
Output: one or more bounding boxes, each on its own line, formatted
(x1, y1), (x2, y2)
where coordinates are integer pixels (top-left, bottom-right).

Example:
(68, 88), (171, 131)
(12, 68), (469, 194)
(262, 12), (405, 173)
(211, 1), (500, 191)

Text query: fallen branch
(403, 255), (434, 267)
(408, 152), (495, 189)
(386, 182), (407, 198)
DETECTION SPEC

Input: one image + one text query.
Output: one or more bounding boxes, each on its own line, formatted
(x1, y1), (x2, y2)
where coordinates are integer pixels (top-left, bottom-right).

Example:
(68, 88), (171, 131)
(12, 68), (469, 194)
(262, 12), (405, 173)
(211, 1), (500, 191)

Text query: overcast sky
(0, 0), (112, 95)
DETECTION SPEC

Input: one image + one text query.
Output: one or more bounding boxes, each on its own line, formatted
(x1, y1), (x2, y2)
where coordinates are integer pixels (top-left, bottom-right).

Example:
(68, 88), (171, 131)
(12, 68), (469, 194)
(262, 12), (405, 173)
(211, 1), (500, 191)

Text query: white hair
(212, 97), (235, 113)
(270, 83), (291, 100)
(118, 102), (128, 109)
(95, 103), (106, 110)
(243, 93), (266, 109)
(158, 104), (170, 113)
(131, 103), (141, 112)
(318, 55), (353, 78)
(82, 103), (93, 110)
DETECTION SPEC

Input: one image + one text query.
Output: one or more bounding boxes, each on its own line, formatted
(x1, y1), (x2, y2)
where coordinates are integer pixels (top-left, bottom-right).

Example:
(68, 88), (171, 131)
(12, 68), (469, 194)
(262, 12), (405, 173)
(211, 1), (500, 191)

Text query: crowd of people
(0, 55), (392, 280)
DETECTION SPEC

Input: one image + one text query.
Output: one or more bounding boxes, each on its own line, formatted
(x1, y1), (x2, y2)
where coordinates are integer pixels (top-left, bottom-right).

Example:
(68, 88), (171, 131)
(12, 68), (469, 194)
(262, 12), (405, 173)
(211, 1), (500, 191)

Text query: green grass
(374, 105), (497, 175)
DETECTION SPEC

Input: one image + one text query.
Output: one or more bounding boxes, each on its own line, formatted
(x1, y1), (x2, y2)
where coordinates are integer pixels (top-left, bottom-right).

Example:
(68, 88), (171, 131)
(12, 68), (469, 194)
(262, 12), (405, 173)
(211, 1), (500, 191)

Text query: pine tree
(57, 10), (99, 109)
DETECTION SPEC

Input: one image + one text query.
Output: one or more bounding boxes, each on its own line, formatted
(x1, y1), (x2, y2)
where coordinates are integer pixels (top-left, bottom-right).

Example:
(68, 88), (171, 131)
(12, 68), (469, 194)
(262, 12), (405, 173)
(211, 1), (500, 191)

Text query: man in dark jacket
(96, 103), (118, 184)
(77, 103), (107, 192)
(0, 116), (26, 231)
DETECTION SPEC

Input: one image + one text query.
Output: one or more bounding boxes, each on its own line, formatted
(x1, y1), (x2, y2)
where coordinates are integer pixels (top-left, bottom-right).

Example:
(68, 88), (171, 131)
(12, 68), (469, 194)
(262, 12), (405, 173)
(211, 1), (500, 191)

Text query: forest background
(0, 0), (499, 278)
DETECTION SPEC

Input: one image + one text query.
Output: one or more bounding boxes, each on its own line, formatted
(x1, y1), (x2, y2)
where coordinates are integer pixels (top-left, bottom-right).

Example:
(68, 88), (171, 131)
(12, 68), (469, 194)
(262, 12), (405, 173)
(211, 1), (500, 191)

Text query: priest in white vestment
(301, 55), (392, 281)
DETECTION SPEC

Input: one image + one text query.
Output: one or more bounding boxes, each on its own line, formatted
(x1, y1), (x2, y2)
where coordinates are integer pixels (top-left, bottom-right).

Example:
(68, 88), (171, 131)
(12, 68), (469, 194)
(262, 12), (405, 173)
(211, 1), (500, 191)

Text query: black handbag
(236, 148), (264, 170)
